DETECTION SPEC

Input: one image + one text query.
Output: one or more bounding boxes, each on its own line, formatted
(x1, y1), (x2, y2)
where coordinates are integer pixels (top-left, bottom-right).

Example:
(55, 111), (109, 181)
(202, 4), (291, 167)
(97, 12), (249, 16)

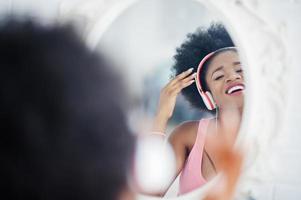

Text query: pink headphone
(195, 47), (236, 110)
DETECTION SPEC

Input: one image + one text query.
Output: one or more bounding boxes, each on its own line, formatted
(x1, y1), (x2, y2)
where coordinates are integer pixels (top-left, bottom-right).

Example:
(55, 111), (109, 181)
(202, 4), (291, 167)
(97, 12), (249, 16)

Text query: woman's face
(205, 50), (245, 110)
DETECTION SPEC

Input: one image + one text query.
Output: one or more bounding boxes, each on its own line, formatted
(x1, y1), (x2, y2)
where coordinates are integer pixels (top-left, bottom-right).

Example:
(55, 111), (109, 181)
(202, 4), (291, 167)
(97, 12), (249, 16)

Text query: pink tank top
(178, 118), (210, 195)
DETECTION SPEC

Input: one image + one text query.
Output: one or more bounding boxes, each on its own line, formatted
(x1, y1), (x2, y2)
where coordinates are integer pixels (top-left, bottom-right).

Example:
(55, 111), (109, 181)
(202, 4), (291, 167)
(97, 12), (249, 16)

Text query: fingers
(173, 73), (196, 93)
(170, 70), (196, 93)
(169, 68), (195, 86)
(210, 150), (243, 200)
(173, 78), (195, 94)
(157, 68), (196, 120)
(161, 68), (196, 95)
(204, 132), (244, 200)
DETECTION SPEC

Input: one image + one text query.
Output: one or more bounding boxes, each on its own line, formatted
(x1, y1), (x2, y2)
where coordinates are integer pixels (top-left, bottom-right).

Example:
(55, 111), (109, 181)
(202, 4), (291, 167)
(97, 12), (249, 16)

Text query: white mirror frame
(60, 0), (301, 199)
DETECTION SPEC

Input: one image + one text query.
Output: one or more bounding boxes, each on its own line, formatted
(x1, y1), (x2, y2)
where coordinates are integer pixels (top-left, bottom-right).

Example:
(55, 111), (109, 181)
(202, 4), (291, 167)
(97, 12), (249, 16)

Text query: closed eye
(214, 75), (224, 81)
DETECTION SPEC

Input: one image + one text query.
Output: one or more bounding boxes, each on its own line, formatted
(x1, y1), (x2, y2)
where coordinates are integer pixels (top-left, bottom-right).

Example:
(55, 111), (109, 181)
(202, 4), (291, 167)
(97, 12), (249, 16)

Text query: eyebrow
(233, 61), (241, 66)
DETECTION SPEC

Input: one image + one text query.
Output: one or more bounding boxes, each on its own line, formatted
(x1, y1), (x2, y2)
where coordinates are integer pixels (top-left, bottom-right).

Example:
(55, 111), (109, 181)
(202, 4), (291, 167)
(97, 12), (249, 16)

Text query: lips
(225, 83), (245, 95)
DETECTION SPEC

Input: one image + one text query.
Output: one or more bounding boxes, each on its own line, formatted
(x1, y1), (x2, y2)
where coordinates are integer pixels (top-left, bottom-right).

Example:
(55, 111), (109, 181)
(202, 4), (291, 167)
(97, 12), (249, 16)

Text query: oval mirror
(94, 0), (247, 199)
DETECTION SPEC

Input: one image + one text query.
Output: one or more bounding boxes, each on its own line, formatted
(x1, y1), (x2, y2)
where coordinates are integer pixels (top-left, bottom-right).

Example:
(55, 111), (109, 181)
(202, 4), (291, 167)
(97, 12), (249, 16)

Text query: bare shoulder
(168, 120), (199, 148)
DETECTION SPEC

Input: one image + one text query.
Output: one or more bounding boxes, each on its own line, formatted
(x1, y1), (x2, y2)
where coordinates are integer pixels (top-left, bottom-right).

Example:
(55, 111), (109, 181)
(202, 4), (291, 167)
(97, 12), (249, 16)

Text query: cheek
(206, 78), (224, 103)
(208, 82), (221, 94)
(209, 84), (224, 104)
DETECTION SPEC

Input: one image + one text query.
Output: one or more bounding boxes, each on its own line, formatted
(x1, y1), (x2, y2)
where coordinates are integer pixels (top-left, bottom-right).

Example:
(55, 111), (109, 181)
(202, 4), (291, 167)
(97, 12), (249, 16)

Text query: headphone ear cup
(200, 91), (216, 110)
(205, 91), (216, 110)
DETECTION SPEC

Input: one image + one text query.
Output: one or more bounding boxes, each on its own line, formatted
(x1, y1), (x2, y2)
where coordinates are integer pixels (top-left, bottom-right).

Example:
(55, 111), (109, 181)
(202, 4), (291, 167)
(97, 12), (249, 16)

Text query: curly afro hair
(0, 18), (135, 200)
(172, 23), (235, 112)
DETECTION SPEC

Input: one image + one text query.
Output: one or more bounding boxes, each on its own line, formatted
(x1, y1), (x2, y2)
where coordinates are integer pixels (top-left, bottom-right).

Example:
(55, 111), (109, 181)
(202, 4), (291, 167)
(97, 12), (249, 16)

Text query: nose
(225, 71), (242, 83)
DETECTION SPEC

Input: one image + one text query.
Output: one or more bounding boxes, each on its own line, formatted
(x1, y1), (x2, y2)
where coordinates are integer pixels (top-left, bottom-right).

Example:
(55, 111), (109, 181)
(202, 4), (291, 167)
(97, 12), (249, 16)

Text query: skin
(152, 50), (244, 196)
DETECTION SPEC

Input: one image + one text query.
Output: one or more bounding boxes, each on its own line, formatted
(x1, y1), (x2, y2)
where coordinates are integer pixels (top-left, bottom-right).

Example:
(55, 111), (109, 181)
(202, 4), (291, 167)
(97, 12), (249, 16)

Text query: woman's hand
(203, 123), (244, 200)
(152, 68), (196, 133)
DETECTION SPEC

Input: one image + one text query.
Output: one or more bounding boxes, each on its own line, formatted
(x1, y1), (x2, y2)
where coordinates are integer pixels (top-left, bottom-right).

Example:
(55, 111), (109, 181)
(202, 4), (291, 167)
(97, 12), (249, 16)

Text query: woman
(152, 23), (245, 195)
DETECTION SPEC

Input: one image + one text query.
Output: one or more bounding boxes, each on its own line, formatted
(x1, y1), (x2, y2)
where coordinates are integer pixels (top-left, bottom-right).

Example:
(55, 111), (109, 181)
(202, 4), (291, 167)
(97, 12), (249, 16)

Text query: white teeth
(227, 85), (244, 94)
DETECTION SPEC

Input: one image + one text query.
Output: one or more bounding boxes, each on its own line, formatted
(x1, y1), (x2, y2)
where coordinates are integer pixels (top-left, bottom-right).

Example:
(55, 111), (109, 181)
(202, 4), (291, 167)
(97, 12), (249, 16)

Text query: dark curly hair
(172, 23), (235, 112)
(0, 17), (134, 200)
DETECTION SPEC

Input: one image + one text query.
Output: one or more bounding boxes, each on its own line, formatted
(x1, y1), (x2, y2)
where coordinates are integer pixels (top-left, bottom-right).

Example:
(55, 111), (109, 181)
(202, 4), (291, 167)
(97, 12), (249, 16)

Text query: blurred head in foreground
(0, 17), (135, 200)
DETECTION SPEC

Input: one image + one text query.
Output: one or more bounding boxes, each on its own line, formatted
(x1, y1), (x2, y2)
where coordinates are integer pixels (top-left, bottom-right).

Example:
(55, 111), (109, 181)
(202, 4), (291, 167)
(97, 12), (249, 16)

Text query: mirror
(58, 0), (301, 199)
(94, 0), (245, 198)
(5, 0), (301, 199)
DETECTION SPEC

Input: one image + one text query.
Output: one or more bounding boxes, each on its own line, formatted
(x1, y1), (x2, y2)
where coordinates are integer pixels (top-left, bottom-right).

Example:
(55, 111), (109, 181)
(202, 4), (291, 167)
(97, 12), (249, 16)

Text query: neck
(216, 106), (243, 138)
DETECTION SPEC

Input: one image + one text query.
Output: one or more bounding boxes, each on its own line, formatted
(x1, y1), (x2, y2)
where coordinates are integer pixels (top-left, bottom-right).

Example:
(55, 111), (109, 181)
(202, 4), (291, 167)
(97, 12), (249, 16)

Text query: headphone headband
(195, 46), (237, 93)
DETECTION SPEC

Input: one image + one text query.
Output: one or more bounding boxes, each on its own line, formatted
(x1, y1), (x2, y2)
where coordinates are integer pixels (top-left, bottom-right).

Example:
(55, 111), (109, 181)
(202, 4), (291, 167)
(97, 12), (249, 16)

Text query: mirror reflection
(150, 26), (244, 197)
(97, 0), (245, 198)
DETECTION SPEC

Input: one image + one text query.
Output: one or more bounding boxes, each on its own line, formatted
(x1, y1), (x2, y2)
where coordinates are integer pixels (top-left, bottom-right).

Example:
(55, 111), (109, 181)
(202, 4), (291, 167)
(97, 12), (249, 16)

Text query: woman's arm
(150, 121), (198, 197)
(152, 68), (195, 133)
(168, 121), (198, 181)
(137, 68), (196, 196)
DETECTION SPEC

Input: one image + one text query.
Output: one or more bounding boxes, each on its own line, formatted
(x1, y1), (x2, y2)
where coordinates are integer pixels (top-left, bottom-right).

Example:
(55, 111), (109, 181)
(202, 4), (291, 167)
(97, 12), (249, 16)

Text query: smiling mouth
(226, 85), (245, 95)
